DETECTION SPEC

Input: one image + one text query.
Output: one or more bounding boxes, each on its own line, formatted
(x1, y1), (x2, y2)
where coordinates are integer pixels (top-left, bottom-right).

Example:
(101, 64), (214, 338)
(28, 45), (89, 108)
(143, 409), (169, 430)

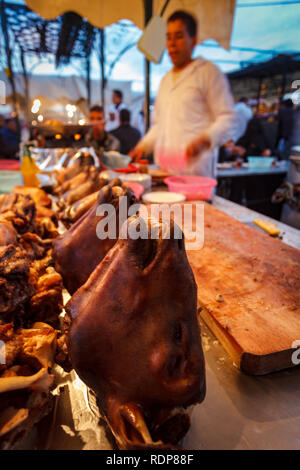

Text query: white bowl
(142, 191), (186, 204)
(120, 173), (152, 191)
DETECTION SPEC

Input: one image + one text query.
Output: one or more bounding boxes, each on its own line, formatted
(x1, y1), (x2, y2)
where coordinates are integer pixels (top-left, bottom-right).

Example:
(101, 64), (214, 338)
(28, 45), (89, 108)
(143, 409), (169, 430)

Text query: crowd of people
(0, 90), (299, 169)
(219, 97), (299, 164)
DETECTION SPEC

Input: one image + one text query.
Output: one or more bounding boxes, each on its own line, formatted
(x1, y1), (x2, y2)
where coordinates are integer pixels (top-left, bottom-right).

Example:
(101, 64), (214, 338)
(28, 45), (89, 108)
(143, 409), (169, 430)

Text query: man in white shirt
(106, 89), (127, 132)
(130, 10), (236, 178)
(234, 97), (253, 142)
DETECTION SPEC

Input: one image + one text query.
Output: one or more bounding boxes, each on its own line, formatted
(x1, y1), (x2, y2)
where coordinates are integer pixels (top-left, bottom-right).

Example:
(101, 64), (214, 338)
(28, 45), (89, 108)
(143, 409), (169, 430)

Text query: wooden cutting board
(185, 202), (300, 375)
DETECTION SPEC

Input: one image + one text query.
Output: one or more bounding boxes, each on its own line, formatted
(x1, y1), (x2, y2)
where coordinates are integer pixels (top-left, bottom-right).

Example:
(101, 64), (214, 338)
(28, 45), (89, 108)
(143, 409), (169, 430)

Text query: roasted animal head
(66, 215), (206, 449)
(53, 179), (137, 294)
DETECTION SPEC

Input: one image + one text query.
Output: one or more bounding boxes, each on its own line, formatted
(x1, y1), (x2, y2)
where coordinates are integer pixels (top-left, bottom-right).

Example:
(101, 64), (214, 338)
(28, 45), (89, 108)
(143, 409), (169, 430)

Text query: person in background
(276, 98), (295, 160)
(0, 115), (4, 131)
(2, 118), (19, 148)
(235, 116), (272, 158)
(106, 89), (127, 132)
(86, 105), (120, 154)
(218, 139), (246, 163)
(0, 117), (20, 158)
(134, 109), (146, 137)
(234, 97), (253, 142)
(292, 104), (300, 147)
(111, 109), (141, 155)
(129, 10), (236, 178)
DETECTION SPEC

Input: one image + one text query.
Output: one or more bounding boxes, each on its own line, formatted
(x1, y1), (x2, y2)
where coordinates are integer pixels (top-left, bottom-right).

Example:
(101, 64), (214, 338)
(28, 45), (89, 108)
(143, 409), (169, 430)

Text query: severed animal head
(66, 215), (206, 449)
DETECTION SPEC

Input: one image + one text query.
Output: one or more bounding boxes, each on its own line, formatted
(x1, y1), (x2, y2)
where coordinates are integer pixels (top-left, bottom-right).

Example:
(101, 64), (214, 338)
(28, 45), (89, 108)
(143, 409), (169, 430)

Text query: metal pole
(20, 46), (30, 125)
(256, 76), (263, 115)
(280, 58), (288, 103)
(100, 29), (106, 108)
(144, 0), (153, 131)
(86, 56), (91, 106)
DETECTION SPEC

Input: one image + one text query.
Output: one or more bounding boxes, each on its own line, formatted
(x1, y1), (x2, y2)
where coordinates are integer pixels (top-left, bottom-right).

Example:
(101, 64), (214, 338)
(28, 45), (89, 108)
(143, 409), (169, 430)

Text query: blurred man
(1, 118), (19, 147)
(236, 117), (272, 158)
(0, 114), (4, 131)
(276, 98), (295, 159)
(86, 105), (120, 154)
(112, 109), (141, 155)
(106, 89), (127, 132)
(0, 117), (20, 158)
(234, 97), (253, 142)
(130, 10), (236, 177)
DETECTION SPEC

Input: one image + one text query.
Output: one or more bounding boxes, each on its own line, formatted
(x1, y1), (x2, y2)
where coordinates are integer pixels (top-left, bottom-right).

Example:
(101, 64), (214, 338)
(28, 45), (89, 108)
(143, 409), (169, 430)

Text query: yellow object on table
(253, 219), (280, 236)
(20, 145), (40, 187)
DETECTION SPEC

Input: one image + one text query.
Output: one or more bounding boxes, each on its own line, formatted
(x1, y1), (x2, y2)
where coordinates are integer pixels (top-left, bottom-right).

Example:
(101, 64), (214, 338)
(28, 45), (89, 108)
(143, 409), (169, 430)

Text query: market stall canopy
(25, 0), (236, 50)
(2, 2), (95, 67)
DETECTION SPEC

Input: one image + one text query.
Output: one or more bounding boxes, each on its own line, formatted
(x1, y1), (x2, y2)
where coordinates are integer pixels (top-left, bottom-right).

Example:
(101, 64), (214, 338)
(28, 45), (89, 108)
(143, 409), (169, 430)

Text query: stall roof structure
(228, 53), (300, 79)
(1, 1), (95, 65)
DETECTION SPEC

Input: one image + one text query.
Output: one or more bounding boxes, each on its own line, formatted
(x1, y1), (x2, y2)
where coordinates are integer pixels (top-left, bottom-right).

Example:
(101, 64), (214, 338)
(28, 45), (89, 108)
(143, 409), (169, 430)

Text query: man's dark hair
(90, 105), (104, 114)
(119, 108), (130, 124)
(5, 117), (17, 125)
(167, 10), (197, 38)
(239, 97), (248, 103)
(113, 89), (123, 100)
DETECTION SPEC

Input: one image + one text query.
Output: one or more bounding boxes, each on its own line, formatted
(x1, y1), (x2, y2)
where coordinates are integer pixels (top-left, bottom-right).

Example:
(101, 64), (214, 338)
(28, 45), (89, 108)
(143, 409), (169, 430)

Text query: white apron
(141, 57), (236, 178)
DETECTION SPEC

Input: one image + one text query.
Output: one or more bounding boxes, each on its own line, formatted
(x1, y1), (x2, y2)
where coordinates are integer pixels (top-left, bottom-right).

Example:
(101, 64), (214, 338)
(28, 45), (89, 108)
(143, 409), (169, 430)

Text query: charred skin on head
(66, 215), (206, 449)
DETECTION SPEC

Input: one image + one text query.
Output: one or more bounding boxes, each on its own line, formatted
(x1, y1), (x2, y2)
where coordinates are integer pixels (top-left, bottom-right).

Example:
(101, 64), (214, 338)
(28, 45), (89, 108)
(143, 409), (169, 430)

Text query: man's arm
(186, 63), (237, 160)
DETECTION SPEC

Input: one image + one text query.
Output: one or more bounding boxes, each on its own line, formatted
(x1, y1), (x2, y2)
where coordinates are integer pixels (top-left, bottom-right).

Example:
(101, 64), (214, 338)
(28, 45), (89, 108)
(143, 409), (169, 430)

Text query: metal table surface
(183, 196), (300, 450)
(184, 319), (300, 450)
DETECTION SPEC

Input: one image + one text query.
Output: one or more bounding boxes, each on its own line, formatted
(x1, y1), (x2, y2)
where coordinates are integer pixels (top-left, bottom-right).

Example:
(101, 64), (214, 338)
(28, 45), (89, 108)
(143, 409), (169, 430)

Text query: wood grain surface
(185, 202), (300, 375)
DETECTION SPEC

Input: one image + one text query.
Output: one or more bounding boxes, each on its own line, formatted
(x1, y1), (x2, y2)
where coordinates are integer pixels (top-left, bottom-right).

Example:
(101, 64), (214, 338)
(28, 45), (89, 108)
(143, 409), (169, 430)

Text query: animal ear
(107, 402), (161, 449)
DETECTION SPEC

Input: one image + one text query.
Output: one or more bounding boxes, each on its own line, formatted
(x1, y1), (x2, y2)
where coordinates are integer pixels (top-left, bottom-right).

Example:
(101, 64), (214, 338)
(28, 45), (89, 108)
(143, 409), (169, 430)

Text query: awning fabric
(25, 0), (236, 50)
